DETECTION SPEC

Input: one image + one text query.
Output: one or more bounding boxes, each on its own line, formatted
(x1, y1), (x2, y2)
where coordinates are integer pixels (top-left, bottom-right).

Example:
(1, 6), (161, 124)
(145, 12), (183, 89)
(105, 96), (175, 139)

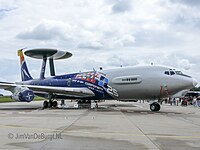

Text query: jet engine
(11, 87), (34, 102)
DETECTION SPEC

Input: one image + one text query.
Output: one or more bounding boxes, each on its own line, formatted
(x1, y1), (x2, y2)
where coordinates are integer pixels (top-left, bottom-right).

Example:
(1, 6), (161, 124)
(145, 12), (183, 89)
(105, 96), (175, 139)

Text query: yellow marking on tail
(18, 49), (24, 64)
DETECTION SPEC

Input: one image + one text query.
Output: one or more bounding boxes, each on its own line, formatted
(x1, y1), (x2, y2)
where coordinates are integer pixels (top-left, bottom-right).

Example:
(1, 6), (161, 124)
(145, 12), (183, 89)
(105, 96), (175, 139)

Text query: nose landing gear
(150, 102), (160, 111)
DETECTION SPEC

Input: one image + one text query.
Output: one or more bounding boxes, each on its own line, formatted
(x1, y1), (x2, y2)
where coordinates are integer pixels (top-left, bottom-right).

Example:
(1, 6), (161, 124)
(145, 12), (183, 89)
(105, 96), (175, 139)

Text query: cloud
(77, 41), (104, 50)
(112, 34), (135, 47)
(112, 0), (132, 13)
(107, 55), (138, 67)
(0, 8), (15, 19)
(177, 59), (192, 70)
(134, 30), (184, 48)
(16, 24), (66, 41)
(170, 0), (200, 7)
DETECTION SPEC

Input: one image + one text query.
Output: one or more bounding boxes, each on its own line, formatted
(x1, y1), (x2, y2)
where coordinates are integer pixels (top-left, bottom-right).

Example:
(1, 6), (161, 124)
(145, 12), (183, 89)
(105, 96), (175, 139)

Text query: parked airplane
(0, 49), (198, 111)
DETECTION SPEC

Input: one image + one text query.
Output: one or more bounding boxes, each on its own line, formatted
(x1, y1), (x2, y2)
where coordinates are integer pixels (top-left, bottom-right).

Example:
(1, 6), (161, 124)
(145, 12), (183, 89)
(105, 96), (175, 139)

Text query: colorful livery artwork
(75, 72), (108, 87)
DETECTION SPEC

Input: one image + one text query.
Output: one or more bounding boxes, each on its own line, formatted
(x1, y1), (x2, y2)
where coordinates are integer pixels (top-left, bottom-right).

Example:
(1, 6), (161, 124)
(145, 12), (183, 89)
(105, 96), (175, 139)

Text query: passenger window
(170, 71), (175, 75)
(164, 71), (169, 75)
(131, 78), (137, 81)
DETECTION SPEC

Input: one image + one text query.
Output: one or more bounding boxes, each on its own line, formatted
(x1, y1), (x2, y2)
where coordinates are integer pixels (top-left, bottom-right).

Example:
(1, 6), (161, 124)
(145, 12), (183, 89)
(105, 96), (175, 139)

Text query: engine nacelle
(11, 87), (34, 102)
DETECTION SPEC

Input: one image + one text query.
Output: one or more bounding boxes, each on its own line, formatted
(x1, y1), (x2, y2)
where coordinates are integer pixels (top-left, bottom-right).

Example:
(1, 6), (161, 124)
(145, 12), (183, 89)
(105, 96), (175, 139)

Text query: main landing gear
(43, 99), (58, 109)
(77, 100), (91, 109)
(150, 102), (160, 112)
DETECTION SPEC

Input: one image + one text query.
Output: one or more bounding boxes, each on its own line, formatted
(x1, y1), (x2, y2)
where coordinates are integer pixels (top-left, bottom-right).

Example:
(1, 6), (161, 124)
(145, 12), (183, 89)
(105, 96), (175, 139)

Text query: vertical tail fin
(18, 49), (33, 81)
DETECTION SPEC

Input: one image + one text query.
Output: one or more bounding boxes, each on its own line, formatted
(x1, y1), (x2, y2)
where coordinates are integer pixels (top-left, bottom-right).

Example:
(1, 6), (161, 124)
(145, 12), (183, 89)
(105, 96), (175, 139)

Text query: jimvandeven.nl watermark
(8, 132), (62, 141)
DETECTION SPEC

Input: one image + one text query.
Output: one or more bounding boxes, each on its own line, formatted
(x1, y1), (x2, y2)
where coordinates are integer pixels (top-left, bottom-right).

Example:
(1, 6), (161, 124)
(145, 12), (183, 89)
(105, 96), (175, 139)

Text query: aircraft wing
(0, 82), (15, 90)
(0, 82), (95, 98)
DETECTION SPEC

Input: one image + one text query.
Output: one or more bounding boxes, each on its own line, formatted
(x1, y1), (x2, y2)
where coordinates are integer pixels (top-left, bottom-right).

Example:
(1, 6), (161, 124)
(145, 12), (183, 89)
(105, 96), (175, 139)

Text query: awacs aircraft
(0, 49), (198, 111)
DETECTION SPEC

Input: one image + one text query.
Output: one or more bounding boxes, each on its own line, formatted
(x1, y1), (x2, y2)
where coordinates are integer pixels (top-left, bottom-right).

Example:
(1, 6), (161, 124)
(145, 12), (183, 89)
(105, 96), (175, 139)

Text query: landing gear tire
(43, 98), (57, 109)
(48, 100), (53, 108)
(43, 101), (49, 109)
(150, 102), (160, 112)
(52, 101), (58, 108)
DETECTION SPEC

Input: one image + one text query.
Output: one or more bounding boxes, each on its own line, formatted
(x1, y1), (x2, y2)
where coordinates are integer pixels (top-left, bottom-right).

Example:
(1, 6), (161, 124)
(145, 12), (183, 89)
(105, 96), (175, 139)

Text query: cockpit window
(170, 71), (175, 75)
(164, 70), (175, 76)
(177, 71), (192, 78)
(164, 71), (169, 75)
(175, 71), (183, 75)
(164, 70), (192, 78)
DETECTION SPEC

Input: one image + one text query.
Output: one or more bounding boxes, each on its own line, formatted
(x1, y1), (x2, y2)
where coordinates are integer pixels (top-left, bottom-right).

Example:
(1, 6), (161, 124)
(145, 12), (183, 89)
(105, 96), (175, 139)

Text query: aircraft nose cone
(193, 78), (198, 87)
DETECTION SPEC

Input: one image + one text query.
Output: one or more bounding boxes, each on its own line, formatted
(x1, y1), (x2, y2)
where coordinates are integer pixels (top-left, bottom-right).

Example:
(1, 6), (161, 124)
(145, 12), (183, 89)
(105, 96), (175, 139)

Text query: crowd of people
(164, 96), (200, 107)
(180, 96), (200, 107)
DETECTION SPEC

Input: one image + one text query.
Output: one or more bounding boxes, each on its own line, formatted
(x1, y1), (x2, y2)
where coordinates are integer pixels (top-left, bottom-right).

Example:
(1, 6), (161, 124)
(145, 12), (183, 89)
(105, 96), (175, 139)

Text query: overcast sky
(0, 0), (200, 94)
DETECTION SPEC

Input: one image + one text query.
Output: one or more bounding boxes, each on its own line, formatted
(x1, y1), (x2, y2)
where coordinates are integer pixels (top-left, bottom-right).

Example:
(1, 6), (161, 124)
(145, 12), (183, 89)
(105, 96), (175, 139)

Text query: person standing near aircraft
(192, 96), (197, 106)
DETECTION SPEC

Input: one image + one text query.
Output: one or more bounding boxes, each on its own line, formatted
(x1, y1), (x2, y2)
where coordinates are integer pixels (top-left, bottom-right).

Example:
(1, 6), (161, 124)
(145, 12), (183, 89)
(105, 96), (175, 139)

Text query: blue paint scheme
(18, 50), (117, 101)
(21, 61), (33, 81)
(19, 89), (34, 102)
(20, 72), (115, 100)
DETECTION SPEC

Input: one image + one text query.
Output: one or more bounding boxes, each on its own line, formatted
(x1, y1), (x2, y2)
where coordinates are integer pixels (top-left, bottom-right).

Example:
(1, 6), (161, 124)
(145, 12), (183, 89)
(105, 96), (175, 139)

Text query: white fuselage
(102, 65), (197, 100)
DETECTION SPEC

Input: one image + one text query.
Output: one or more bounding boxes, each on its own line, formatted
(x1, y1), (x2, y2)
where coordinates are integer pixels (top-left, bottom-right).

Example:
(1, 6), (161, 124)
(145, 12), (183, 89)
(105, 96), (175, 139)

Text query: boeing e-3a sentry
(0, 49), (198, 111)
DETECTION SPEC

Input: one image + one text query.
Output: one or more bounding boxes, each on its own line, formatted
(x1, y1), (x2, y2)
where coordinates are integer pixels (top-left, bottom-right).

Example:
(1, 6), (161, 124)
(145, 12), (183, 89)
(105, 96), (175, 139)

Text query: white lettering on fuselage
(72, 79), (119, 97)
(72, 79), (84, 84)
(107, 85), (119, 97)
(85, 82), (103, 91)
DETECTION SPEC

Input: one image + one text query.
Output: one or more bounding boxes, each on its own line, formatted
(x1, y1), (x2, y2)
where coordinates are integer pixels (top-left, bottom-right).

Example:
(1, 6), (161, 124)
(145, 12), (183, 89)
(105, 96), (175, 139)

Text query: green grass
(0, 96), (45, 103)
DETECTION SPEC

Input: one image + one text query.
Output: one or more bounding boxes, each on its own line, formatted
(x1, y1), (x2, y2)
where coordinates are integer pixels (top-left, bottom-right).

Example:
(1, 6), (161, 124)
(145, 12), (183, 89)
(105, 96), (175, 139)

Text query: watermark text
(8, 132), (62, 141)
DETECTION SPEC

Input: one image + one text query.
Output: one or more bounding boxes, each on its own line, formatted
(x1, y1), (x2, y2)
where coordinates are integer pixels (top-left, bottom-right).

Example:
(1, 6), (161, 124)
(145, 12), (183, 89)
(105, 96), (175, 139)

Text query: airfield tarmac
(0, 101), (200, 150)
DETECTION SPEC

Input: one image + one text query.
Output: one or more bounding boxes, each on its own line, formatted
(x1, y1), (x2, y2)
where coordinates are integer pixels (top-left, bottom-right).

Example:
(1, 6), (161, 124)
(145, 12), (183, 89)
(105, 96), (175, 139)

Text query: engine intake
(11, 87), (34, 102)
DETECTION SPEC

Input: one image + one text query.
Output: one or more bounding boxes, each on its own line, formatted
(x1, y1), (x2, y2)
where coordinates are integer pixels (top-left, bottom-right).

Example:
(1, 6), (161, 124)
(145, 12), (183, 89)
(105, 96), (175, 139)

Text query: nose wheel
(150, 102), (160, 111)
